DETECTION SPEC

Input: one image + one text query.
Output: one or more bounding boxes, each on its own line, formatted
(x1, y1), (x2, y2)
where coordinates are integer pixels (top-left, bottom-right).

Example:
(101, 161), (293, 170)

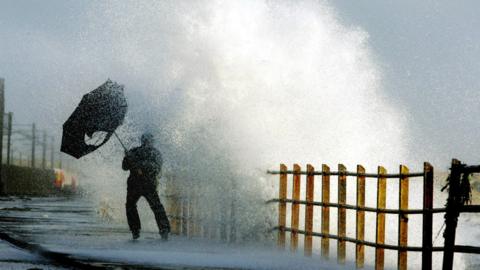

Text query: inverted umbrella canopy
(61, 79), (127, 158)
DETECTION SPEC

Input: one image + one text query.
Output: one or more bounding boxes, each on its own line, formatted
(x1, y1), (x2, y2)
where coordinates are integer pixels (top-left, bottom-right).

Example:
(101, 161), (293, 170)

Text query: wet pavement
(4, 195), (479, 269)
(0, 196), (341, 270)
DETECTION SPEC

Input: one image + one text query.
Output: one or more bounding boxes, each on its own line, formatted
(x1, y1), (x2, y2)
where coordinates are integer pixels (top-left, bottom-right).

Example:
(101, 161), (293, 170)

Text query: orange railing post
(304, 164), (315, 256)
(356, 165), (366, 269)
(278, 164), (287, 248)
(290, 164), (301, 252)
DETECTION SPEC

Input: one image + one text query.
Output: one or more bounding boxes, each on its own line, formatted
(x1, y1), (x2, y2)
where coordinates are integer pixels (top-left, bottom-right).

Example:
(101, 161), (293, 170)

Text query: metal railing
(268, 161), (480, 270)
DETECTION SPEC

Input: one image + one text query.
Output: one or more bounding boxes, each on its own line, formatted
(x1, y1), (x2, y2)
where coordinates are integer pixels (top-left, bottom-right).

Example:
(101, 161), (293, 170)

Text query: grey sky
(332, 0), (480, 166)
(0, 1), (479, 168)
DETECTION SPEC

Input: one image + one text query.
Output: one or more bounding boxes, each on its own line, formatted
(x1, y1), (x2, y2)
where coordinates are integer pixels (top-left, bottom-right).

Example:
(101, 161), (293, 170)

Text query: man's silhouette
(122, 133), (170, 240)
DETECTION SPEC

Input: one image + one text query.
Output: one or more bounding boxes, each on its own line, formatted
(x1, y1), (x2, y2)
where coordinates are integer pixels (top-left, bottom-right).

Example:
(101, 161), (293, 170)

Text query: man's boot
(160, 230), (169, 241)
(132, 230), (140, 240)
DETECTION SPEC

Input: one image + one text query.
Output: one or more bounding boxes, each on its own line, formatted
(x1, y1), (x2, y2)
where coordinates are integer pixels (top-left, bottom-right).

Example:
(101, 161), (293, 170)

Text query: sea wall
(1, 165), (57, 196)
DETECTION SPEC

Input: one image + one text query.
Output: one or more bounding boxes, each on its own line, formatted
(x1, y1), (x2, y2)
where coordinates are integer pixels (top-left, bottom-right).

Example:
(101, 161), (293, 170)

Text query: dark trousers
(126, 180), (170, 234)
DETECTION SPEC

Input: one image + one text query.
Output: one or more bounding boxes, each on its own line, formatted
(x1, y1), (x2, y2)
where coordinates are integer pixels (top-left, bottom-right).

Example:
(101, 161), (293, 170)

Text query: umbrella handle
(113, 131), (128, 152)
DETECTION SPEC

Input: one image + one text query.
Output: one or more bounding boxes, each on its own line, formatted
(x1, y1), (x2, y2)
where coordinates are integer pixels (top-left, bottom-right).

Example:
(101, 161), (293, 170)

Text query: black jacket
(122, 145), (163, 185)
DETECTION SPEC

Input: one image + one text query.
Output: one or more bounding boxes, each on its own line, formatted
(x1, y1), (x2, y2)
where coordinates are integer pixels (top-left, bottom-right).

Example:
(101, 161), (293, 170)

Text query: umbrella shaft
(113, 131), (127, 152)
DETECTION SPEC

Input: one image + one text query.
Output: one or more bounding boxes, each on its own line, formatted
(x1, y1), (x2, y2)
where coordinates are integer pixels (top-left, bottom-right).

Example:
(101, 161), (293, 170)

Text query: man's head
(141, 132), (154, 146)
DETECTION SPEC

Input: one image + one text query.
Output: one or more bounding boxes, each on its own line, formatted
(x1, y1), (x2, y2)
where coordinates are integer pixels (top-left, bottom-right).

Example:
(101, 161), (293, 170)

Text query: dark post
(229, 196), (236, 243)
(181, 198), (188, 236)
(220, 194), (227, 241)
(277, 164), (287, 249)
(31, 123), (36, 168)
(423, 162), (434, 270)
(42, 131), (47, 169)
(50, 137), (54, 169)
(442, 159), (462, 270)
(6, 112), (12, 165)
(0, 78), (4, 195)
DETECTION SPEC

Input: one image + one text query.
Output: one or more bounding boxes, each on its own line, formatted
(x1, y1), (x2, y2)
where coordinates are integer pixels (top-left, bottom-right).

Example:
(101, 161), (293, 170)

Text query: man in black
(122, 133), (170, 240)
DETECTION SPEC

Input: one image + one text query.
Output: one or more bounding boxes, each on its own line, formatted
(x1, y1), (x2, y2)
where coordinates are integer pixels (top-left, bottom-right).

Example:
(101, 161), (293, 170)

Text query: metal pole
(42, 131), (46, 169)
(0, 78), (4, 195)
(442, 159), (462, 270)
(31, 123), (35, 168)
(50, 136), (54, 169)
(6, 112), (12, 165)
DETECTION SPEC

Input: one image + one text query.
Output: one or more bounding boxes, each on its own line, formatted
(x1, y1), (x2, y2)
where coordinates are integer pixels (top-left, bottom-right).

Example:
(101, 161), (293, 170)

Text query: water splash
(71, 0), (414, 267)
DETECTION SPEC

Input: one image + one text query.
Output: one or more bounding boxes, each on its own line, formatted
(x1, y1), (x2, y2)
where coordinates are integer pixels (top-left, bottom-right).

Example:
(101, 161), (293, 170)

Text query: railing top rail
(267, 198), (480, 214)
(267, 198), (446, 214)
(267, 170), (425, 178)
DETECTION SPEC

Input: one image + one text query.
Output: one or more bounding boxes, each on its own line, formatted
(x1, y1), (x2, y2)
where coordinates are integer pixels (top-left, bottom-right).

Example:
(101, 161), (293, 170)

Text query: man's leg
(144, 189), (171, 236)
(126, 185), (142, 238)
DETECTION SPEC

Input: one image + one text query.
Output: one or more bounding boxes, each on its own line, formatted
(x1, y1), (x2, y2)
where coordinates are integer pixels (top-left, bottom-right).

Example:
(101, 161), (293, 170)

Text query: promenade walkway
(0, 196), (341, 270)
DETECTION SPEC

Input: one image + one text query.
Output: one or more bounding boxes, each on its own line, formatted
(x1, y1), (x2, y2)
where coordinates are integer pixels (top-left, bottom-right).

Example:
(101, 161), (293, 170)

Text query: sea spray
(67, 0), (416, 267)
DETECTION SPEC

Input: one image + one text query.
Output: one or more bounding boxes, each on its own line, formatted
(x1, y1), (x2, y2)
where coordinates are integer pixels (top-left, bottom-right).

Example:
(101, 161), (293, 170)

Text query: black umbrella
(61, 79), (128, 159)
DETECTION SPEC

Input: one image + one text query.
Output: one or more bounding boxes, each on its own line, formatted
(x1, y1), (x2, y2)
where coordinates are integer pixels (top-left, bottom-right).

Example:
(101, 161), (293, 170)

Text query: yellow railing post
(356, 165), (366, 269)
(375, 166), (387, 270)
(304, 164), (315, 256)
